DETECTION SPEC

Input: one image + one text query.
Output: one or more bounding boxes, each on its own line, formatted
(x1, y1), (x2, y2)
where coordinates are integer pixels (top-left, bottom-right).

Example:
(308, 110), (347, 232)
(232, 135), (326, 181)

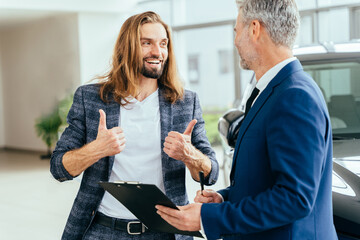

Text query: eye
(160, 41), (168, 47)
(142, 41), (150, 46)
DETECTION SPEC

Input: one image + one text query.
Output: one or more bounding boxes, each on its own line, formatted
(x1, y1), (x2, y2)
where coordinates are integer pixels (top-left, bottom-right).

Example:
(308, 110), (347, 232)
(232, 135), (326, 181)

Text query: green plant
(34, 94), (73, 159)
(35, 108), (62, 158)
(203, 113), (222, 146)
(57, 94), (73, 133)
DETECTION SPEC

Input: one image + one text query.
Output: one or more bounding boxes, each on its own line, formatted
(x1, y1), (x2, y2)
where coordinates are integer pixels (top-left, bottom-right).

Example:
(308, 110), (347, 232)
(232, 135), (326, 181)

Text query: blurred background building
(1, 0), (360, 152)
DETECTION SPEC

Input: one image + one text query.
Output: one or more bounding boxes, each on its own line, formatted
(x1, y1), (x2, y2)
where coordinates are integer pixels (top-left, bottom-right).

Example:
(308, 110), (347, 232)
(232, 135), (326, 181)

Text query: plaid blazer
(50, 83), (219, 240)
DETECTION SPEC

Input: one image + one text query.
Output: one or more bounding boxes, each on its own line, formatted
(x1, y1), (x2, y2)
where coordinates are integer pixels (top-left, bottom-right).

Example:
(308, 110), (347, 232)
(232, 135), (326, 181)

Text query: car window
(303, 61), (360, 139)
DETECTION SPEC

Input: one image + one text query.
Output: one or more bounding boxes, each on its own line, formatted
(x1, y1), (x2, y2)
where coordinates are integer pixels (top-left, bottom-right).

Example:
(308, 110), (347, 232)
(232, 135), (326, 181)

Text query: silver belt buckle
(127, 221), (146, 235)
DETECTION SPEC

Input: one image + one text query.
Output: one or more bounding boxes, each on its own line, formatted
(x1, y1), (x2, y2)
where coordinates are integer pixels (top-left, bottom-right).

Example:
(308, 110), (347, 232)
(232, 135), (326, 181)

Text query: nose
(150, 44), (161, 57)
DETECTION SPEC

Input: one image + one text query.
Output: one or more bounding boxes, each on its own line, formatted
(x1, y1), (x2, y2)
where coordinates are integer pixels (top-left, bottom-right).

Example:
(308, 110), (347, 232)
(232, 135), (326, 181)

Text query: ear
(248, 20), (261, 42)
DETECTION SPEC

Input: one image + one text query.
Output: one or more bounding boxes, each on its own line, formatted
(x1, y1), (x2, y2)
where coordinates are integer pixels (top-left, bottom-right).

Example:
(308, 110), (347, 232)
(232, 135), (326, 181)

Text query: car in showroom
(218, 41), (360, 240)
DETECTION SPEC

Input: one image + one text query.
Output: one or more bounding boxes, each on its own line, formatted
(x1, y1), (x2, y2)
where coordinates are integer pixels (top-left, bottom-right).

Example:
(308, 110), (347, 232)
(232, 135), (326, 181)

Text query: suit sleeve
(201, 88), (329, 239)
(50, 86), (87, 182)
(191, 92), (219, 186)
(217, 187), (231, 201)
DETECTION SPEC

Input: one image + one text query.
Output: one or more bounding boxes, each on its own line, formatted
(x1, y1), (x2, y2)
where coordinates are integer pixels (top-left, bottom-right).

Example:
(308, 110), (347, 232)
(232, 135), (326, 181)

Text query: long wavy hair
(98, 11), (184, 105)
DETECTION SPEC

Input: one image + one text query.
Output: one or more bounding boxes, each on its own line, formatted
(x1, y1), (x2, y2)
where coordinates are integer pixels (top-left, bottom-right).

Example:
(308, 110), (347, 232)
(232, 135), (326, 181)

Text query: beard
(239, 54), (251, 70)
(141, 58), (166, 79)
(236, 28), (254, 70)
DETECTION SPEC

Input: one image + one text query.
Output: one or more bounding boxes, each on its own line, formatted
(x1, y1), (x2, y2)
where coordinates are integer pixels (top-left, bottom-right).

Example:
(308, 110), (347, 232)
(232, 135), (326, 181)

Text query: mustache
(143, 56), (164, 61)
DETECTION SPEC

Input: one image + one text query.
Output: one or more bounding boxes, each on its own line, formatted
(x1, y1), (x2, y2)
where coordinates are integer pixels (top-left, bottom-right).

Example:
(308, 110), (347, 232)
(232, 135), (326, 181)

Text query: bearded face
(234, 12), (256, 71)
(140, 23), (169, 79)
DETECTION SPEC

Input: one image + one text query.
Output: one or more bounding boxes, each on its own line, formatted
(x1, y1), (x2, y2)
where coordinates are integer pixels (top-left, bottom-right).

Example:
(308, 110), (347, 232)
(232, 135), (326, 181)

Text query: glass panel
(296, 14), (313, 45)
(188, 54), (200, 83)
(354, 7), (360, 39)
(135, 0), (172, 24)
(218, 49), (234, 75)
(172, 0), (237, 26)
(174, 25), (235, 110)
(318, 0), (360, 7)
(318, 8), (350, 43)
(295, 0), (317, 10)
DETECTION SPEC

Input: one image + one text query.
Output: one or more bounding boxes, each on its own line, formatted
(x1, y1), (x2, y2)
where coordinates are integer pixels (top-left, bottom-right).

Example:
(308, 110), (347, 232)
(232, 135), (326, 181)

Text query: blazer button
(231, 180), (235, 186)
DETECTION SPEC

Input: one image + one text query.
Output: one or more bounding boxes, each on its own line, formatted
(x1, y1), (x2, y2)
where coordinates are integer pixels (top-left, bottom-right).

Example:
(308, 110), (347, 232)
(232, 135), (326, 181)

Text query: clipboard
(98, 181), (203, 238)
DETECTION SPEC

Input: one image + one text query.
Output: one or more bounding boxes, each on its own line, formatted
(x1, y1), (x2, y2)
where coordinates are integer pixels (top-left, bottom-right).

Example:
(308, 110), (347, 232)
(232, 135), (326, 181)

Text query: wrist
(86, 140), (106, 161)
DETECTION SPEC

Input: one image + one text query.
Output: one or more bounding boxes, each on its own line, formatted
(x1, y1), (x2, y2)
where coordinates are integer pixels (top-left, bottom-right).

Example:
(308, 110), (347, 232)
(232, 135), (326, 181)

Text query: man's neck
(136, 77), (159, 102)
(254, 45), (293, 81)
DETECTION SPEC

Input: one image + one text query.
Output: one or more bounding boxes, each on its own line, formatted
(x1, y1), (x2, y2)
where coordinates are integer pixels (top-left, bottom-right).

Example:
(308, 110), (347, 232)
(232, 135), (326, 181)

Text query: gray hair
(236, 0), (300, 48)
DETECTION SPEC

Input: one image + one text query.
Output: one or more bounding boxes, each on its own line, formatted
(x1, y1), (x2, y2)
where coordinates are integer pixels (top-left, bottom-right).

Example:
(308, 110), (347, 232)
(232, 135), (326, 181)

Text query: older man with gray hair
(156, 0), (338, 239)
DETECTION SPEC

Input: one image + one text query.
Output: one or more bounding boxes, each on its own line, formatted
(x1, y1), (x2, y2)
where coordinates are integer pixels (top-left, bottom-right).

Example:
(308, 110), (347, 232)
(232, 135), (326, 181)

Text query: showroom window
(173, 24), (236, 109)
(218, 49), (233, 75)
(353, 7), (360, 38)
(170, 0), (237, 26)
(188, 54), (200, 84)
(134, 0), (172, 24)
(296, 13), (315, 45)
(136, 0), (360, 110)
(318, 0), (360, 7)
(295, 0), (317, 10)
(319, 8), (350, 43)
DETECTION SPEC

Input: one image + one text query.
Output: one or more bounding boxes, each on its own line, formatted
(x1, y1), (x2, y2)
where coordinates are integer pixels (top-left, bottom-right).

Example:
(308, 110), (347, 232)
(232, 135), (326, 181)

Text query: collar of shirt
(120, 88), (159, 105)
(256, 57), (297, 93)
(239, 57), (297, 112)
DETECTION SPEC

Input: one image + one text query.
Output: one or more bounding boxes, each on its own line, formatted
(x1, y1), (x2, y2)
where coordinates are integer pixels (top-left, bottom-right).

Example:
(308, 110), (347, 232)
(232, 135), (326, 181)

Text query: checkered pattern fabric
(51, 83), (219, 240)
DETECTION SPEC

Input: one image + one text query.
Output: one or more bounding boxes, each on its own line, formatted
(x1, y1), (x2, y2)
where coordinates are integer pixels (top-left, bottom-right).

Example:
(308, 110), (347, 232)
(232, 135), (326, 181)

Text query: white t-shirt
(98, 89), (165, 219)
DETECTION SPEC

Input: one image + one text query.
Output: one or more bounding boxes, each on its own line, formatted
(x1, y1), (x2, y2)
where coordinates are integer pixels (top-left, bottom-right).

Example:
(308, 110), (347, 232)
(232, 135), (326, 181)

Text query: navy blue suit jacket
(201, 60), (337, 240)
(50, 83), (219, 240)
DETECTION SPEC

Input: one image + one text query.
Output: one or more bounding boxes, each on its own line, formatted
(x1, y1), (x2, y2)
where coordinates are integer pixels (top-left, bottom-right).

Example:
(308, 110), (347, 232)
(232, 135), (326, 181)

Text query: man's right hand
(62, 109), (126, 177)
(96, 109), (126, 158)
(194, 189), (223, 203)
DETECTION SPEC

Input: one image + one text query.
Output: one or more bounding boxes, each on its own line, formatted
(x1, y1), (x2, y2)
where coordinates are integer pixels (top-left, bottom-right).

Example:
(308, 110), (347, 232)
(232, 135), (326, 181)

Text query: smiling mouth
(144, 58), (163, 65)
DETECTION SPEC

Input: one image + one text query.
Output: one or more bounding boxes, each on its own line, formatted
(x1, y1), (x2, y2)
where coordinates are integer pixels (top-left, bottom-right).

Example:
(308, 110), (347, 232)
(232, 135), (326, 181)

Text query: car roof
(293, 41), (360, 65)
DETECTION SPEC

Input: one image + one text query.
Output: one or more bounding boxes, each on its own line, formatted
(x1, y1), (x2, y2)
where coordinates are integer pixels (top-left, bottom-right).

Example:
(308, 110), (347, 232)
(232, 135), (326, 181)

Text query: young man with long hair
(51, 11), (219, 240)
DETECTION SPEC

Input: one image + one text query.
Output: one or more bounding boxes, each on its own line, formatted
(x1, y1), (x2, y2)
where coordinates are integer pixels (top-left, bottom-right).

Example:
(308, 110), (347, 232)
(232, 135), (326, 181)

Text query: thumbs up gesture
(96, 109), (126, 157)
(163, 119), (197, 163)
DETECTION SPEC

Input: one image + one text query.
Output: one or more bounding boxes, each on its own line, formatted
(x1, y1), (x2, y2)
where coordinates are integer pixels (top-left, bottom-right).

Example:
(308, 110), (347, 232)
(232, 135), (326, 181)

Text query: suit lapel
(105, 97), (120, 178)
(158, 86), (173, 193)
(230, 60), (303, 180)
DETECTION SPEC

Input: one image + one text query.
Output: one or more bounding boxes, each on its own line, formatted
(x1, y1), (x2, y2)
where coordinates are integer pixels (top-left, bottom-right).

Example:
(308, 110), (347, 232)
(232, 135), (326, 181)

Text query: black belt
(93, 213), (148, 235)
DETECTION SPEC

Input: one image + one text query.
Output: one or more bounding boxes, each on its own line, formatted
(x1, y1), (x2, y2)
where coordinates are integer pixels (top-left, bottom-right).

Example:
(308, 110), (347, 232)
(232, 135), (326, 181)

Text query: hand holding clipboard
(98, 181), (203, 238)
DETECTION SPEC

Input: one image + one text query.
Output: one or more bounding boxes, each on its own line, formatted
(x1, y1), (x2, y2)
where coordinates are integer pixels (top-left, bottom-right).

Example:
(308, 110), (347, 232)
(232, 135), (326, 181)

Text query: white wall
(0, 44), (4, 148)
(1, 14), (81, 151)
(77, 13), (127, 84)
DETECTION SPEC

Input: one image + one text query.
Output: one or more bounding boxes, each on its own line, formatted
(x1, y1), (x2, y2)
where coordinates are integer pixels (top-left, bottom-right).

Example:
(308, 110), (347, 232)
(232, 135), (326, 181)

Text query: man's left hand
(163, 119), (197, 163)
(155, 203), (202, 232)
